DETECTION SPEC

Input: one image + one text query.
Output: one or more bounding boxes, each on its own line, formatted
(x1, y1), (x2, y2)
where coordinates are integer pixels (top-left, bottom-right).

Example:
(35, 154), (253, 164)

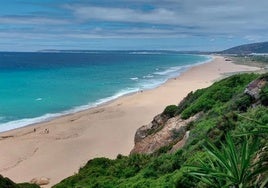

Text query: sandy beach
(0, 56), (260, 187)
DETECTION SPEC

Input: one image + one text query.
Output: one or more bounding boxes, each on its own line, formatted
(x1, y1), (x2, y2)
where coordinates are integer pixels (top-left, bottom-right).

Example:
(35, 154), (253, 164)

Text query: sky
(0, 0), (267, 52)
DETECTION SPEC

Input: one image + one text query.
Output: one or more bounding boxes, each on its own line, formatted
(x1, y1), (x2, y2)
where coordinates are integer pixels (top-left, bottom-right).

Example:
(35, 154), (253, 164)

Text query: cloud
(0, 16), (69, 25)
(65, 5), (178, 25)
(1, 0), (268, 51)
(64, 1), (268, 38)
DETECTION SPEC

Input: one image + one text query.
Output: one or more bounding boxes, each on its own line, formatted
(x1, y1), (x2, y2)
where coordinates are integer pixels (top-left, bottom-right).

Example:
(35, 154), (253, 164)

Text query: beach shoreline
(0, 54), (212, 134)
(0, 55), (260, 187)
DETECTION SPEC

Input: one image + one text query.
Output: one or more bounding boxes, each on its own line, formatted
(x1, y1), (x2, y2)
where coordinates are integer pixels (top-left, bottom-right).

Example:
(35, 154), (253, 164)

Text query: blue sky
(0, 0), (267, 51)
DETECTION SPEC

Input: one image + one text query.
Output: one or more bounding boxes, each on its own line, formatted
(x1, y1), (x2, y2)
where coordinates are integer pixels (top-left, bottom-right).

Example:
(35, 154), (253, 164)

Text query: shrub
(163, 105), (178, 117)
(260, 84), (268, 106)
(232, 94), (253, 111)
(187, 134), (267, 188)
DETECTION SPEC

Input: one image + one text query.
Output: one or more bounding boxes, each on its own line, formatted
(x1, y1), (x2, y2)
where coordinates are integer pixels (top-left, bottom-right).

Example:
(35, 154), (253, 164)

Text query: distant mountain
(221, 41), (268, 55)
(37, 49), (202, 54)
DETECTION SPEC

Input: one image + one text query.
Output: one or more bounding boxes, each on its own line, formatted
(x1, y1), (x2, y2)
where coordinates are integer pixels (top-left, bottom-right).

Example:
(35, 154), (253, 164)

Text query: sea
(0, 51), (211, 132)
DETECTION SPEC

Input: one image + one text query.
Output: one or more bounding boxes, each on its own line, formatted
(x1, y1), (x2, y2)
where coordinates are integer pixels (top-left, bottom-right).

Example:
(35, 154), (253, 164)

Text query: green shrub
(232, 93), (253, 111)
(163, 105), (178, 117)
(176, 90), (205, 115)
(260, 84), (268, 106)
(18, 183), (40, 188)
(181, 74), (258, 119)
(187, 134), (267, 188)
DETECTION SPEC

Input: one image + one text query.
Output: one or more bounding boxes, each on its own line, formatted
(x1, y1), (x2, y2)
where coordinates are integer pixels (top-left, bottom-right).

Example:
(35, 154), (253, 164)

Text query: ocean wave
(0, 114), (62, 133)
(130, 77), (139, 80)
(128, 52), (164, 55)
(93, 87), (140, 105)
(138, 78), (166, 90)
(139, 55), (212, 89)
(154, 66), (184, 76)
(154, 56), (212, 77)
(143, 74), (154, 78)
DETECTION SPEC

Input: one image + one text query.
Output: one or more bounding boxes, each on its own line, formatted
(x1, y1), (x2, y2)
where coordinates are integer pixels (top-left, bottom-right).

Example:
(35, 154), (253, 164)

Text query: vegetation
(260, 83), (268, 106)
(163, 105), (178, 117)
(187, 134), (267, 188)
(220, 41), (268, 54)
(0, 175), (39, 188)
(179, 74), (258, 119)
(251, 55), (268, 63)
(52, 73), (268, 188)
(227, 55), (268, 71)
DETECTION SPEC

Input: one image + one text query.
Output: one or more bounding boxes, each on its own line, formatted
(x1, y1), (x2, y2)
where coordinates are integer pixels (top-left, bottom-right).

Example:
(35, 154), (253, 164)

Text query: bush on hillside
(163, 105), (178, 117)
(0, 175), (39, 188)
(260, 84), (268, 106)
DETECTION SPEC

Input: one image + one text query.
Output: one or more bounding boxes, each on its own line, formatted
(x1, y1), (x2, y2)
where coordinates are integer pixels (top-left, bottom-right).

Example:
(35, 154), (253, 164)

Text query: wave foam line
(140, 55), (213, 90)
(0, 88), (140, 133)
(153, 55), (212, 77)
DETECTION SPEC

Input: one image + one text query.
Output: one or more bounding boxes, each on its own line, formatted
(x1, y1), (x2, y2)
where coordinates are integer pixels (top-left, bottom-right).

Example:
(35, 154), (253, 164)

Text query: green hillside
(53, 73), (268, 188)
(221, 42), (268, 54)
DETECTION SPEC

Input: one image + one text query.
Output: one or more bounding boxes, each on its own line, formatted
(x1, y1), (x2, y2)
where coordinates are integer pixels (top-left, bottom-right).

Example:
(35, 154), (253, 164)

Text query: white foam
(128, 52), (164, 55)
(93, 87), (140, 106)
(140, 55), (213, 90)
(154, 55), (212, 77)
(143, 74), (154, 78)
(130, 77), (139, 80)
(0, 114), (62, 132)
(138, 78), (166, 90)
(154, 66), (184, 76)
(35, 98), (42, 101)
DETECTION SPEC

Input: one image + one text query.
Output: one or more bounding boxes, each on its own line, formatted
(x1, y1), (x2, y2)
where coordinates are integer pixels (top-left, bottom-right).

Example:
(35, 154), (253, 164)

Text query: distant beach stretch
(0, 55), (260, 187)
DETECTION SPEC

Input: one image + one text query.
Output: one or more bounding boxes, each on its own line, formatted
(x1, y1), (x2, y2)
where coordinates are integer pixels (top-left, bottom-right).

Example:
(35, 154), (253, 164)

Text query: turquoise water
(0, 51), (211, 132)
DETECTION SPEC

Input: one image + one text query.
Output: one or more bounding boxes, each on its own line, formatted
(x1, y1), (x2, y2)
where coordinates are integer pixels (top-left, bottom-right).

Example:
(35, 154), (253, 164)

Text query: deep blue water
(0, 51), (211, 132)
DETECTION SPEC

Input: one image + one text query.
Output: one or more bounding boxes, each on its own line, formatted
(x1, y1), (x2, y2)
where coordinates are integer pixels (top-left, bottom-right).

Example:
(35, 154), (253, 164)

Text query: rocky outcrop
(131, 76), (268, 155)
(134, 114), (169, 144)
(131, 113), (201, 154)
(244, 77), (267, 100)
(30, 177), (50, 186)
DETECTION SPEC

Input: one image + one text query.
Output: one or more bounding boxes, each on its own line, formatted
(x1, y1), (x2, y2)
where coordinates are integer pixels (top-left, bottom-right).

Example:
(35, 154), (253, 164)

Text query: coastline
(0, 55), (260, 187)
(0, 54), (212, 133)
(0, 54), (213, 134)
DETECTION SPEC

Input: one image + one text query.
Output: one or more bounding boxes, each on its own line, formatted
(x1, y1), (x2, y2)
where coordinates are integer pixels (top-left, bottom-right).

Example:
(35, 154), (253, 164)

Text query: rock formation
(244, 77), (267, 100)
(131, 113), (201, 154)
(30, 177), (50, 186)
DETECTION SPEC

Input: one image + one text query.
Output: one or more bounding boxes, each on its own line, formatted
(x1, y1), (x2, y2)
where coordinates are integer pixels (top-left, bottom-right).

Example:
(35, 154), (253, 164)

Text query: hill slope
(0, 175), (39, 188)
(53, 73), (268, 188)
(221, 41), (268, 54)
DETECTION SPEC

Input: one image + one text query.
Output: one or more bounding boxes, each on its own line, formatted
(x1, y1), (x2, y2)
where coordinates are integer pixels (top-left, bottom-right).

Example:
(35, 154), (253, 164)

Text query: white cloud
(244, 35), (264, 42)
(0, 16), (69, 25)
(64, 1), (268, 38)
(65, 5), (179, 25)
